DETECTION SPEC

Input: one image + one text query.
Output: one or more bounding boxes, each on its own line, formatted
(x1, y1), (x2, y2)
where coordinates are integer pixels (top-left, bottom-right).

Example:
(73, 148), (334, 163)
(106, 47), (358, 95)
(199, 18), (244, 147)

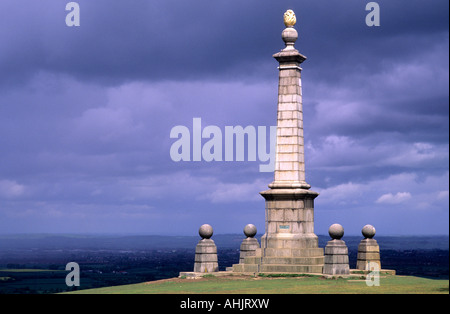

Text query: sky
(0, 0), (448, 236)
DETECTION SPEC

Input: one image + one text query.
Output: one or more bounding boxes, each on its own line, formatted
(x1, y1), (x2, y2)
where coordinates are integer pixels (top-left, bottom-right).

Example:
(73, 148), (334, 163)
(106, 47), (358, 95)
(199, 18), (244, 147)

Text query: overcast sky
(0, 0), (448, 236)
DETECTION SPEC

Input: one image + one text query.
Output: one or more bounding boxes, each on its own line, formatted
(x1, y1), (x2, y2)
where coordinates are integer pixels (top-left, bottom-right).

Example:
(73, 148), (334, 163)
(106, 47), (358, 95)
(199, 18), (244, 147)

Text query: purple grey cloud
(0, 0), (448, 235)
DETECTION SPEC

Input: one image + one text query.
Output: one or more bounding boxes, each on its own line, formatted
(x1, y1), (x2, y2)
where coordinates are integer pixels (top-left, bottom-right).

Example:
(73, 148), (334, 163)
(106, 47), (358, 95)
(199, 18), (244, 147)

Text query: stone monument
(180, 10), (397, 279)
(234, 9), (324, 274)
(239, 224), (260, 264)
(193, 224), (219, 273)
(323, 224), (350, 275)
(356, 224), (381, 270)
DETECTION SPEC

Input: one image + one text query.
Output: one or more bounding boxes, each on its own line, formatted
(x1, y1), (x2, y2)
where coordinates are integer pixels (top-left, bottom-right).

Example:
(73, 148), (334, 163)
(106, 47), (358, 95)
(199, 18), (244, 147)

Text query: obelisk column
(270, 10), (309, 190)
(259, 10), (323, 273)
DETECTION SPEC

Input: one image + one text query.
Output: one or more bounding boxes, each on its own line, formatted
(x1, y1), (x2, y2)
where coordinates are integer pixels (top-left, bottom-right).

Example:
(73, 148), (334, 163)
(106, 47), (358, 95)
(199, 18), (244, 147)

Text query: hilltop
(64, 273), (448, 294)
(0, 234), (448, 294)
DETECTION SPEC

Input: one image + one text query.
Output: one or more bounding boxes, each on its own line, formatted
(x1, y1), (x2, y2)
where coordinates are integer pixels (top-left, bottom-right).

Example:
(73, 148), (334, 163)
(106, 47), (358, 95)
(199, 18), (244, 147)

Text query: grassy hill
(64, 273), (448, 294)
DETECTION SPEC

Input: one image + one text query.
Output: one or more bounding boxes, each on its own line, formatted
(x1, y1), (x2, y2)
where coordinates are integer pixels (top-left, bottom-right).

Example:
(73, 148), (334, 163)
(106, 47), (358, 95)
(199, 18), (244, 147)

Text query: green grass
(63, 274), (449, 294)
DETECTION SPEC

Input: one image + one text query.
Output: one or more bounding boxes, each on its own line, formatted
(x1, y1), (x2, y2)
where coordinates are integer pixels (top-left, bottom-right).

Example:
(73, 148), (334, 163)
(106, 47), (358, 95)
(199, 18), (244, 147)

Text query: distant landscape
(0, 234), (448, 294)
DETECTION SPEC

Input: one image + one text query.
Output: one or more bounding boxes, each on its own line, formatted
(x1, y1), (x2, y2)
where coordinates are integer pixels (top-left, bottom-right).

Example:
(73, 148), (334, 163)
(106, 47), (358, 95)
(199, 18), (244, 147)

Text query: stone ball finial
(281, 27), (298, 47)
(283, 9), (296, 27)
(328, 223), (344, 240)
(362, 224), (376, 239)
(243, 224), (257, 238)
(199, 224), (213, 239)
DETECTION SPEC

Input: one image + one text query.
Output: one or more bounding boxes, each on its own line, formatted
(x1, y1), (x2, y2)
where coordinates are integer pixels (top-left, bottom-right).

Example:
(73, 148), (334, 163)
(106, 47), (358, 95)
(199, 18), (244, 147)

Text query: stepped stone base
(179, 269), (396, 279)
(356, 238), (381, 270)
(230, 186), (325, 274)
(263, 247), (324, 257)
(239, 237), (259, 263)
(193, 238), (219, 273)
(260, 264), (323, 273)
(231, 262), (323, 274)
(232, 263), (260, 273)
(241, 186), (325, 274)
(231, 245), (324, 274)
(323, 239), (350, 275)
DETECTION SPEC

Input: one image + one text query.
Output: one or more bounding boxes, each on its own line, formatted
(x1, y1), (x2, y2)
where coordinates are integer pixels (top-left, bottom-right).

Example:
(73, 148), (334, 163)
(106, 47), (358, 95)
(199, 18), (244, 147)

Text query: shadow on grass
(436, 286), (449, 293)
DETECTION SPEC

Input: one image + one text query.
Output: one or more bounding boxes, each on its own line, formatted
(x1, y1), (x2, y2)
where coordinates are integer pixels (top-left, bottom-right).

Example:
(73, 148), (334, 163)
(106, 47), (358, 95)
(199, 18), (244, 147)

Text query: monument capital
(274, 9), (307, 62)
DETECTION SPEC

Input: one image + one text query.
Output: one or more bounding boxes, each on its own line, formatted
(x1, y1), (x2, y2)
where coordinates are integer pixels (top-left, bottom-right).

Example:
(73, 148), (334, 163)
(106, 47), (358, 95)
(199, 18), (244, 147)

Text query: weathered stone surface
(260, 264), (322, 274)
(356, 260), (381, 271)
(243, 224), (257, 238)
(238, 224), (260, 264)
(358, 238), (380, 252)
(195, 254), (218, 262)
(198, 224), (213, 239)
(362, 224), (376, 239)
(193, 238), (219, 273)
(323, 264), (350, 275)
(356, 230), (381, 270)
(357, 252), (380, 260)
(262, 256), (324, 265)
(324, 245), (348, 255)
(262, 233), (320, 249)
(324, 255), (349, 264)
(194, 262), (219, 273)
(239, 237), (260, 263)
(322, 238), (350, 275)
(328, 223), (344, 240)
(232, 263), (259, 273)
(195, 239), (218, 254)
(242, 256), (261, 264)
(261, 247), (323, 258)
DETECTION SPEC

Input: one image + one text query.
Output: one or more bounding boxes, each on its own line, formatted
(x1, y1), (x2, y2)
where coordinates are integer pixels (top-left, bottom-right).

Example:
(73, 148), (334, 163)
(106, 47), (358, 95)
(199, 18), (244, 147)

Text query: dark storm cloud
(0, 0), (448, 234)
(0, 0), (279, 86)
(304, 42), (449, 143)
(1, 0), (447, 86)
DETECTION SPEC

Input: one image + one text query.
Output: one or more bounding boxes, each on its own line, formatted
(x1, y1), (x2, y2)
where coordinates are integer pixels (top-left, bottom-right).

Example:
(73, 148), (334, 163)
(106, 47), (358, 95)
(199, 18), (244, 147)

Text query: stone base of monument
(356, 225), (382, 271)
(231, 246), (324, 274)
(349, 269), (396, 276)
(178, 271), (237, 279)
(178, 268), (396, 279)
(323, 239), (350, 275)
(193, 238), (219, 273)
(239, 237), (260, 264)
(231, 254), (260, 273)
(243, 187), (325, 274)
(356, 238), (381, 270)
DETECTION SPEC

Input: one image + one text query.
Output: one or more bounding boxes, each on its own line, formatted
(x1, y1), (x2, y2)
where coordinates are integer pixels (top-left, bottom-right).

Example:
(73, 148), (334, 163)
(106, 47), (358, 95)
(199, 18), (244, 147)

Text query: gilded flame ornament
(283, 9), (296, 27)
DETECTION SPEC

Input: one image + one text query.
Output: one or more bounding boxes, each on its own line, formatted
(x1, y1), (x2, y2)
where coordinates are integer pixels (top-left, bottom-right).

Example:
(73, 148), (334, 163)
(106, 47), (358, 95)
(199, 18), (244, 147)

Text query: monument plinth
(193, 224), (219, 273)
(356, 224), (381, 270)
(323, 224), (350, 275)
(235, 10), (324, 274)
(238, 224), (260, 264)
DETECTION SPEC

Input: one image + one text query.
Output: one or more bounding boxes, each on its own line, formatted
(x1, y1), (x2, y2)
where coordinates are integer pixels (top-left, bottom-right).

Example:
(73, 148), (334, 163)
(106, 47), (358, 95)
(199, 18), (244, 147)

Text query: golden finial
(283, 9), (296, 27)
